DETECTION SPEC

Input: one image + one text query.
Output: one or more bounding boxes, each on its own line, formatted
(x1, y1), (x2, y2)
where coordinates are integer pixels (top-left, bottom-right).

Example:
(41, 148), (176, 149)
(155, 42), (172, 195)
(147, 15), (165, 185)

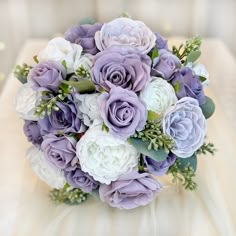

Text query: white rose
(95, 17), (156, 54)
(15, 83), (38, 120)
(140, 77), (177, 115)
(38, 37), (82, 73)
(73, 54), (94, 72)
(186, 62), (209, 87)
(75, 93), (101, 127)
(26, 146), (66, 189)
(76, 125), (139, 184)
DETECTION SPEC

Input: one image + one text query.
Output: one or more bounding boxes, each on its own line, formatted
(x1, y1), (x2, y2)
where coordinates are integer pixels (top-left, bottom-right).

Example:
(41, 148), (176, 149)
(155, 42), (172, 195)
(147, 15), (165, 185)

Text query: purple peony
(154, 33), (168, 50)
(38, 96), (84, 135)
(92, 48), (151, 92)
(99, 171), (162, 210)
(41, 134), (78, 171)
(28, 61), (66, 92)
(144, 153), (176, 176)
(152, 49), (181, 80)
(64, 167), (99, 193)
(65, 23), (102, 55)
(162, 97), (206, 158)
(98, 87), (147, 139)
(23, 120), (43, 148)
(170, 67), (206, 105)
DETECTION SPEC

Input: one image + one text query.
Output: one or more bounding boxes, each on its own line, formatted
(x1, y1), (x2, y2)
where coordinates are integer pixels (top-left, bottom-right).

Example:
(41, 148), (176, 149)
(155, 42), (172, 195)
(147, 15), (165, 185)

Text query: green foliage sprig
(168, 159), (197, 191)
(196, 142), (217, 156)
(132, 120), (174, 153)
(49, 184), (88, 205)
(76, 66), (91, 79)
(14, 63), (31, 84)
(172, 35), (202, 64)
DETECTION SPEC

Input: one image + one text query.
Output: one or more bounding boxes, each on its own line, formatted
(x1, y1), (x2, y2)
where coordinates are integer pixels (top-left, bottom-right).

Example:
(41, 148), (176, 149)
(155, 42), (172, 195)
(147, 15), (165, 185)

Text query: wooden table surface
(0, 38), (235, 236)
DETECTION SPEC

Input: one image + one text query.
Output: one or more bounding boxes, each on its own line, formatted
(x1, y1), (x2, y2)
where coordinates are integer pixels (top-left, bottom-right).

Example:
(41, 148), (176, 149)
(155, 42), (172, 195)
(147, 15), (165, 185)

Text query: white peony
(75, 93), (101, 127)
(73, 54), (94, 72)
(15, 83), (38, 120)
(140, 77), (178, 115)
(26, 146), (66, 189)
(186, 62), (209, 87)
(76, 125), (139, 184)
(38, 37), (83, 73)
(95, 17), (156, 54)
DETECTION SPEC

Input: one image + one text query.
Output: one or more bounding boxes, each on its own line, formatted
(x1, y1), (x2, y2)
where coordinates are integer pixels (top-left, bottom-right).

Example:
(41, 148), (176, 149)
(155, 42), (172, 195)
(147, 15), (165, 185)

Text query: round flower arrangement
(15, 16), (216, 210)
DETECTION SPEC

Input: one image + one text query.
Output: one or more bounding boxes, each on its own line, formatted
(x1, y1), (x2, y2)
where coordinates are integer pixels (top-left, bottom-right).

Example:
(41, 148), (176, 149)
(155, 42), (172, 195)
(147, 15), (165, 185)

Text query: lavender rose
(152, 49), (181, 80)
(92, 48), (151, 92)
(162, 97), (206, 158)
(144, 153), (176, 176)
(28, 61), (66, 92)
(99, 171), (162, 210)
(170, 67), (206, 105)
(65, 23), (102, 55)
(23, 120), (43, 148)
(38, 96), (84, 135)
(41, 134), (78, 171)
(64, 167), (99, 193)
(98, 87), (147, 139)
(154, 33), (168, 50)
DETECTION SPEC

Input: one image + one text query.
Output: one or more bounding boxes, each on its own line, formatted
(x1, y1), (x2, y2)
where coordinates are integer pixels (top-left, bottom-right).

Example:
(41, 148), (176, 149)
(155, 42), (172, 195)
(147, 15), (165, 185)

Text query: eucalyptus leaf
(62, 80), (96, 94)
(200, 96), (215, 119)
(147, 110), (161, 122)
(177, 154), (197, 172)
(186, 50), (201, 63)
(79, 17), (96, 25)
(129, 138), (168, 162)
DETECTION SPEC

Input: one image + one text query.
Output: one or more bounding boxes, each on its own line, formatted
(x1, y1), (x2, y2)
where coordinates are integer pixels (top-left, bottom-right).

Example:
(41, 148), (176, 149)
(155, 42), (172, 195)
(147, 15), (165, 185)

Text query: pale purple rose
(98, 87), (147, 139)
(41, 134), (78, 171)
(38, 96), (84, 135)
(170, 67), (206, 105)
(23, 120), (43, 148)
(99, 171), (162, 210)
(65, 23), (102, 55)
(162, 97), (206, 158)
(144, 153), (176, 176)
(64, 167), (99, 193)
(92, 48), (151, 92)
(154, 33), (168, 50)
(152, 49), (181, 80)
(28, 61), (66, 92)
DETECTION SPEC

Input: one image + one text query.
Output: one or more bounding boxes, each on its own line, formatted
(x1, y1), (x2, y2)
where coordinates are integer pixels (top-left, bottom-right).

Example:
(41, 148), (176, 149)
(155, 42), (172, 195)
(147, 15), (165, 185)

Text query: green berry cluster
(14, 63), (31, 84)
(76, 66), (91, 79)
(196, 142), (216, 156)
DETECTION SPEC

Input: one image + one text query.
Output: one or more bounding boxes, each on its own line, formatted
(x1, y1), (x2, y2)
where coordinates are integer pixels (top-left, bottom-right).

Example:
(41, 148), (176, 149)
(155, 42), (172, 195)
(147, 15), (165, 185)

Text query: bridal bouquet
(15, 16), (216, 210)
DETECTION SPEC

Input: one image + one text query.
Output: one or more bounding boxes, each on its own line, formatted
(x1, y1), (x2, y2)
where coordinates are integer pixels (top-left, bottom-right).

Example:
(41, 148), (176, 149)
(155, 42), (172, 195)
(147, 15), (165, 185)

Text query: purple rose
(154, 33), (168, 50)
(38, 96), (83, 134)
(65, 23), (102, 55)
(65, 167), (99, 193)
(170, 67), (206, 105)
(151, 49), (181, 80)
(23, 120), (43, 148)
(162, 97), (206, 158)
(99, 171), (162, 210)
(144, 153), (176, 176)
(41, 134), (78, 171)
(28, 61), (66, 92)
(98, 87), (147, 139)
(92, 48), (151, 92)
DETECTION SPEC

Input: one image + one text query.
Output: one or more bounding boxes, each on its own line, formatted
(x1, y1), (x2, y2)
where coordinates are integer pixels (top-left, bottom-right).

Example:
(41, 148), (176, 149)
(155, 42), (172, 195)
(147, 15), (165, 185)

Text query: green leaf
(129, 138), (168, 162)
(147, 110), (161, 121)
(151, 47), (159, 62)
(61, 60), (67, 70)
(186, 50), (201, 63)
(173, 81), (180, 93)
(177, 154), (197, 172)
(102, 123), (109, 132)
(200, 96), (215, 119)
(199, 76), (207, 83)
(79, 17), (96, 25)
(62, 79), (96, 94)
(33, 55), (39, 64)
